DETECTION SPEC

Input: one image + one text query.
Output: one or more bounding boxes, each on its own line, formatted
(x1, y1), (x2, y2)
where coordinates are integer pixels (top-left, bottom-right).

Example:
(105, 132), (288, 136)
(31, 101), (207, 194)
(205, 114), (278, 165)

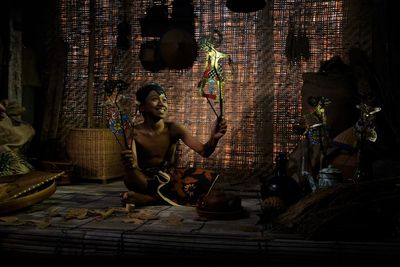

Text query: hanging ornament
(117, 20), (131, 50)
(226, 0), (266, 13)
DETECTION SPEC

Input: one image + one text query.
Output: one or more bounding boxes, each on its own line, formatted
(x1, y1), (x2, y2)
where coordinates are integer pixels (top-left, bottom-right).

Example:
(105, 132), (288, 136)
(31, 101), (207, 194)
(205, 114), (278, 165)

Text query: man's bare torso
(133, 122), (178, 169)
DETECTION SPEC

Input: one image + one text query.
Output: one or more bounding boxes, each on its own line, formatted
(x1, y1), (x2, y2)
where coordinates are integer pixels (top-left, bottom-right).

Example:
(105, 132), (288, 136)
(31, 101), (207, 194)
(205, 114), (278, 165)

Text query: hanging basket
(66, 128), (124, 182)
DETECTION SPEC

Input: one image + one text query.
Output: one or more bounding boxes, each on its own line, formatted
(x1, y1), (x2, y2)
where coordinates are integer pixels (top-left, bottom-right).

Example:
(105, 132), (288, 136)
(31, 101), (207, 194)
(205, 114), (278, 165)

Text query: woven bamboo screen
(268, 0), (346, 160)
(58, 0), (346, 176)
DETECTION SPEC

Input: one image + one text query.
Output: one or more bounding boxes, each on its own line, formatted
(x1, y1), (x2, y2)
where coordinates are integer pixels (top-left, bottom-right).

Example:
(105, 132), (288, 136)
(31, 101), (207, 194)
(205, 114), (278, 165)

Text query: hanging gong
(226, 0), (266, 13)
(139, 40), (166, 72)
(159, 28), (198, 70)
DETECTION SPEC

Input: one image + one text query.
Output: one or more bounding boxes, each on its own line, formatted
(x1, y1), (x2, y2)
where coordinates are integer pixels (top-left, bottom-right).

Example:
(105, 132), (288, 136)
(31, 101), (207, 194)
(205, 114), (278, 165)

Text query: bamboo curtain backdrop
(58, 0), (345, 178)
(269, 0), (345, 158)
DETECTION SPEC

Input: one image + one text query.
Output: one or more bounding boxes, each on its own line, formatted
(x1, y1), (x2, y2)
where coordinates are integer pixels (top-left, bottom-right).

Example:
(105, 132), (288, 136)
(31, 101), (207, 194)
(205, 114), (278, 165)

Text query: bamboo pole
(87, 0), (96, 128)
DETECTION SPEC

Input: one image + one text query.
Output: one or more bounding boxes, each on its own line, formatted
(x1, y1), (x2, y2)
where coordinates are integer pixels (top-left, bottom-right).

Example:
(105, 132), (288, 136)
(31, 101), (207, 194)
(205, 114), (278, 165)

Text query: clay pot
(197, 190), (242, 212)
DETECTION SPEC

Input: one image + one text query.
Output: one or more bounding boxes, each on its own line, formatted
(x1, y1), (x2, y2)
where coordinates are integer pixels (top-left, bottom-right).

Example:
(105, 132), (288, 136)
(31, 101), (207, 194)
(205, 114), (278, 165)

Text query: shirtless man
(121, 83), (227, 206)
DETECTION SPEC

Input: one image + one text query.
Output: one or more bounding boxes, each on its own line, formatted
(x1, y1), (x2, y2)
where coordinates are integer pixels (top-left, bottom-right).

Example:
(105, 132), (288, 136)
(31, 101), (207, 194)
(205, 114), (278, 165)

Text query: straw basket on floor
(66, 128), (124, 182)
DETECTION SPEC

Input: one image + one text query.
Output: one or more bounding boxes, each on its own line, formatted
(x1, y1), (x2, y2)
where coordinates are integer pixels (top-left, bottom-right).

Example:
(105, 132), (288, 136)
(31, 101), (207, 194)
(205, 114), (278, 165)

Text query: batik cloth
(144, 167), (219, 206)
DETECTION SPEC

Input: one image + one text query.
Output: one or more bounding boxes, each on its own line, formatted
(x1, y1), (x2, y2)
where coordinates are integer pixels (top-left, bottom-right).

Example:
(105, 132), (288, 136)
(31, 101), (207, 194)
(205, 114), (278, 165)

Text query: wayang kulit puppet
(197, 29), (232, 119)
(103, 79), (134, 150)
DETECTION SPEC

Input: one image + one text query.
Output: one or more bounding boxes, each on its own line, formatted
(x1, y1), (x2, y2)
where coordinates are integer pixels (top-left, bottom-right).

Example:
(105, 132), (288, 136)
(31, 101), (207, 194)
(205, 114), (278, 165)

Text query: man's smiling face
(142, 90), (168, 119)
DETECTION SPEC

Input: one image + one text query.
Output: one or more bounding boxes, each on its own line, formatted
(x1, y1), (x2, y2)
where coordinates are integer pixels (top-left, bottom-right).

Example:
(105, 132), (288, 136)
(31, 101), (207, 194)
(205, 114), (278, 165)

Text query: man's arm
(121, 138), (150, 193)
(175, 117), (227, 158)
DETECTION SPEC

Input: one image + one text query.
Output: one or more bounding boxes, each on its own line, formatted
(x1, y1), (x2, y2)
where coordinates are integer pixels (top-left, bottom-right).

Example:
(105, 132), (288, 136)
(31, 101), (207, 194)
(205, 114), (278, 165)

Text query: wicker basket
(66, 128), (124, 181)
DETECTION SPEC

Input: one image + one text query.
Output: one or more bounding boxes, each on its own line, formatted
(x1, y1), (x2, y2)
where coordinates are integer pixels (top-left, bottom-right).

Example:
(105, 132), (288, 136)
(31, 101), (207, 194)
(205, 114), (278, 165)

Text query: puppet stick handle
(219, 97), (223, 118)
(204, 174), (220, 198)
(219, 83), (223, 118)
(115, 101), (129, 149)
(120, 115), (129, 149)
(112, 132), (124, 150)
(206, 98), (219, 118)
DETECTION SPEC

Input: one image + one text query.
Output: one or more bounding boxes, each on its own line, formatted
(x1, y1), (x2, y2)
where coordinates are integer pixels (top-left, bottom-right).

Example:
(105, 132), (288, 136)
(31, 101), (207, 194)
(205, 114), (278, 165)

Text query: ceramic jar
(318, 164), (342, 188)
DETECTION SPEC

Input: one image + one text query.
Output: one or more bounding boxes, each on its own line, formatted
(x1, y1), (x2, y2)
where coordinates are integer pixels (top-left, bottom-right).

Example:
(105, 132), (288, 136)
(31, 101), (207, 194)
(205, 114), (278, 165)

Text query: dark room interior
(1, 0), (400, 265)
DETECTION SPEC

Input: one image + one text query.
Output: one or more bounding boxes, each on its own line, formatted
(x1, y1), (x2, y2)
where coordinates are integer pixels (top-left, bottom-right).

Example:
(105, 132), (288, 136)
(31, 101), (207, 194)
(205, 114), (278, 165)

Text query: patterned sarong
(148, 167), (218, 206)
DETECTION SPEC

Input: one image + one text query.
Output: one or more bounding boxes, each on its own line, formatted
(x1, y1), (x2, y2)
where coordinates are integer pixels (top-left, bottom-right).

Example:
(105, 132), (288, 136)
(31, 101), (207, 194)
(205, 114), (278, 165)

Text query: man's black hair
(136, 83), (166, 104)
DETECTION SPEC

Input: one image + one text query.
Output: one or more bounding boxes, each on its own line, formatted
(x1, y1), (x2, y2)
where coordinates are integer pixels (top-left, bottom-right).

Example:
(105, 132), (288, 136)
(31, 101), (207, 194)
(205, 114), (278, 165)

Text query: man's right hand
(212, 117), (227, 140)
(121, 150), (136, 170)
